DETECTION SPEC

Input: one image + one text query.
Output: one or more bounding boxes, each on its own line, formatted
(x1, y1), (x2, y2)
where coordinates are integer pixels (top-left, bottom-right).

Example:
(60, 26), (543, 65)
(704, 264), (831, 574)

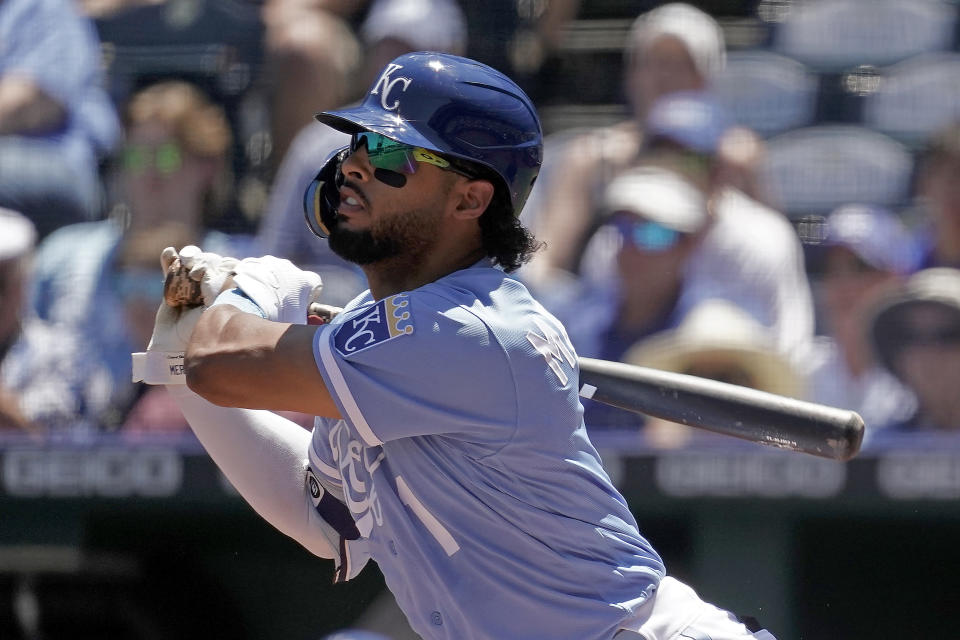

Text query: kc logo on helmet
(370, 63), (412, 111)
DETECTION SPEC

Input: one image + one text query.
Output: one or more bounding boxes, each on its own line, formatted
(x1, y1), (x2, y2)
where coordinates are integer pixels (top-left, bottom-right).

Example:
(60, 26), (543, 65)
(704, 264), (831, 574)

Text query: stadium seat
(761, 125), (914, 218)
(864, 52), (960, 148)
(95, 1), (264, 107)
(770, 0), (957, 73)
(710, 50), (818, 137)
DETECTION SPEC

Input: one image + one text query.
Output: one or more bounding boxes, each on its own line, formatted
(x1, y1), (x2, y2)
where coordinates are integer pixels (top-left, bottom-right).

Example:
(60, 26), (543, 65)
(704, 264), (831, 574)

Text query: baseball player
(136, 52), (776, 640)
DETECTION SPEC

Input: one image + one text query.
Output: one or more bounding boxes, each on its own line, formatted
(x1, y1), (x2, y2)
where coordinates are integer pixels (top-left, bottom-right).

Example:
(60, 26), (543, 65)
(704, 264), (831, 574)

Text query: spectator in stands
(915, 120), (960, 270)
(31, 80), (242, 429)
(0, 0), (120, 239)
(802, 204), (919, 432)
(256, 0), (468, 305)
(561, 158), (812, 432)
(603, 298), (803, 443)
(870, 268), (960, 432)
(260, 0), (363, 172)
(0, 207), (111, 433)
(525, 2), (726, 278)
(548, 92), (813, 364)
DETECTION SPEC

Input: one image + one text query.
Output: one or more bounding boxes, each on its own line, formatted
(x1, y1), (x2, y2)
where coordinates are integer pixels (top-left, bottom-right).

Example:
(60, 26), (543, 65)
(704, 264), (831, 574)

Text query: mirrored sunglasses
(613, 217), (684, 251)
(350, 132), (475, 187)
(122, 142), (183, 175)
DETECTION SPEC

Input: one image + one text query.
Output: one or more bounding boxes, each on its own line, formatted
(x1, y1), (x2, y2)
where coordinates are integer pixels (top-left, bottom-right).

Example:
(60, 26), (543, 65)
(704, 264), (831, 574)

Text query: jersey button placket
(430, 611), (443, 626)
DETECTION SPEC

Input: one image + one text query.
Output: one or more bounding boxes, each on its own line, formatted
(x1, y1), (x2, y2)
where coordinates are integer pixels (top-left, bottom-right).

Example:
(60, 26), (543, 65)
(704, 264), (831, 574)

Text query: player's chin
(328, 225), (398, 265)
(333, 205), (374, 232)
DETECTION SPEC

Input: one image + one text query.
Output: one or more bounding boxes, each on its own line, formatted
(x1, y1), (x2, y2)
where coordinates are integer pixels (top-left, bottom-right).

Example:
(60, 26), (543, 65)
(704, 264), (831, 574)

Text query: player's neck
(364, 243), (486, 299)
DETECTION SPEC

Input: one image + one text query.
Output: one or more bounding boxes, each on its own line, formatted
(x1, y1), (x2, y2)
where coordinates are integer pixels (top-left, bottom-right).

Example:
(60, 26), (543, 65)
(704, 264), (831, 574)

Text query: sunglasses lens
(155, 142), (182, 174)
(353, 132), (417, 174)
(122, 146), (147, 172)
(122, 142), (183, 174)
(636, 223), (679, 250)
(616, 218), (681, 251)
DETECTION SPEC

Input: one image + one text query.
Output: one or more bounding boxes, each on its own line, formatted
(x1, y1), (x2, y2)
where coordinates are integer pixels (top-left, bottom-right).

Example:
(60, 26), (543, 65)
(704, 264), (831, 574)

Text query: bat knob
(163, 257), (203, 308)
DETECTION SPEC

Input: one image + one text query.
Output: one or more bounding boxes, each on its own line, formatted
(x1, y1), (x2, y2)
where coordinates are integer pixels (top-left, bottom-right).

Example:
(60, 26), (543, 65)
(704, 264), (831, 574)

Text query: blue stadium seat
(710, 50), (818, 138)
(760, 125), (914, 218)
(95, 1), (264, 107)
(770, 0), (957, 73)
(864, 53), (960, 148)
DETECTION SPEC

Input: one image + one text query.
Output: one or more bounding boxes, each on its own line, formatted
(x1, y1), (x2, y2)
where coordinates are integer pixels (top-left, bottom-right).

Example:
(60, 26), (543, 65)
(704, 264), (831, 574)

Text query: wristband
(131, 351), (187, 385)
(211, 288), (268, 318)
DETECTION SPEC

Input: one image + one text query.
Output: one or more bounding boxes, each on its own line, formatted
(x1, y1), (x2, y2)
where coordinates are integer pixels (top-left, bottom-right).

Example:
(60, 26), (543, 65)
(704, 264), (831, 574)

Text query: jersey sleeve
(312, 291), (519, 446)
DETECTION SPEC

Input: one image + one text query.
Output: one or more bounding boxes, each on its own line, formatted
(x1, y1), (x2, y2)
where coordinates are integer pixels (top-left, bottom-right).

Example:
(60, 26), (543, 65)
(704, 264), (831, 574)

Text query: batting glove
(132, 301), (203, 385)
(176, 245), (239, 306)
(229, 256), (324, 324)
(134, 245), (235, 385)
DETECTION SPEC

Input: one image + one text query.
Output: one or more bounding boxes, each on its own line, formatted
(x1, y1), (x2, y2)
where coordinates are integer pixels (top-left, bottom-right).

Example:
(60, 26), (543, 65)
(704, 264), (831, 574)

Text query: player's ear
(451, 178), (494, 221)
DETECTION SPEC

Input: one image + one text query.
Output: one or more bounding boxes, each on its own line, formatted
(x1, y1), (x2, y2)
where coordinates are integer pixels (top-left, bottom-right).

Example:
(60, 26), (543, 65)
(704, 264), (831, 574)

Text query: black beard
(327, 219), (403, 265)
(327, 203), (438, 267)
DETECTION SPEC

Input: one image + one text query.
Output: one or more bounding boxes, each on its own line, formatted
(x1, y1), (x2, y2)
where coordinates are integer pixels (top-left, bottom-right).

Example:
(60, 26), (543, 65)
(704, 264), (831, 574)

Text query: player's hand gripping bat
(163, 255), (341, 325)
(165, 261), (863, 460)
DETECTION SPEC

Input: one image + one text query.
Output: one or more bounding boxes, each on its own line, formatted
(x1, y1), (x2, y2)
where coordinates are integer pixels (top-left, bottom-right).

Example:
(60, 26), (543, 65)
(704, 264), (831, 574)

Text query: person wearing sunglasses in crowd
(31, 80), (245, 430)
(870, 267), (960, 433)
(137, 52), (776, 639)
(522, 2), (727, 283)
(553, 93), (813, 433)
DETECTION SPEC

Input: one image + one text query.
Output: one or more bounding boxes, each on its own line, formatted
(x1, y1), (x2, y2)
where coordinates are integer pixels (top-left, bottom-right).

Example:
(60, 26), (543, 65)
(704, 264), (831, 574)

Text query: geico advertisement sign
(2, 448), (182, 497)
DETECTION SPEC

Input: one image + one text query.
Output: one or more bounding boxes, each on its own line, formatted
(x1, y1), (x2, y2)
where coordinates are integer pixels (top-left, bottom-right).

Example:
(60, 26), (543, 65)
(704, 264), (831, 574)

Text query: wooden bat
(578, 357), (864, 461)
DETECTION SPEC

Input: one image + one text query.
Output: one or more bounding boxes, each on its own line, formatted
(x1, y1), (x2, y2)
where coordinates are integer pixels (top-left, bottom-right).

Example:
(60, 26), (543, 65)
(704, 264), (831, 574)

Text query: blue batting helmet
(309, 52), (542, 222)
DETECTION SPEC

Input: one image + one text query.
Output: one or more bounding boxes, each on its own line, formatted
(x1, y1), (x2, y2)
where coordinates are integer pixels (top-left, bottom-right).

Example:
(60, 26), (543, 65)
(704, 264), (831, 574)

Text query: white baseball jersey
(308, 260), (664, 640)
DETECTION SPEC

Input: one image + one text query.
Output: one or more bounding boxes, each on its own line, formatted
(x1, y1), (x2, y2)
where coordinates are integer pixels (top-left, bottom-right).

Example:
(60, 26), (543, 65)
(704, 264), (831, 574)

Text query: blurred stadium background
(3, 0), (960, 638)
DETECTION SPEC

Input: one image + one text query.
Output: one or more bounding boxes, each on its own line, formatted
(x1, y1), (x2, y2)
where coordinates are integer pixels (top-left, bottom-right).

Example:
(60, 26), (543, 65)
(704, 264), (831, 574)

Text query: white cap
(602, 166), (708, 233)
(360, 0), (467, 55)
(627, 2), (726, 78)
(0, 207), (37, 261)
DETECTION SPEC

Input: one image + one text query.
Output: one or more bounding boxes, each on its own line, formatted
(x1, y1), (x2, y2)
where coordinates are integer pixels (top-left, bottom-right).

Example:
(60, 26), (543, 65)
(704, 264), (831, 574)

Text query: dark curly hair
(451, 160), (543, 272)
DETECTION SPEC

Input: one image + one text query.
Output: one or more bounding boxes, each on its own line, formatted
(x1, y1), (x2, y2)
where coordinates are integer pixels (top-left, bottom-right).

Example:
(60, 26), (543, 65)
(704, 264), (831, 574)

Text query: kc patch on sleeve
(334, 294), (414, 356)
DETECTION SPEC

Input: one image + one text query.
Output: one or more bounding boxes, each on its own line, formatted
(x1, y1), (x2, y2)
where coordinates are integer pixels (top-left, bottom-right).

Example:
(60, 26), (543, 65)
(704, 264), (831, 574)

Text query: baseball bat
(578, 357), (864, 461)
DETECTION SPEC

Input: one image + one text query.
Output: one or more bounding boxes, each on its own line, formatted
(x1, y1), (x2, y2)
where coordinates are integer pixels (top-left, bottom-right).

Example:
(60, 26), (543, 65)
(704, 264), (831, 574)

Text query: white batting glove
(134, 246), (225, 385)
(230, 256), (323, 324)
(176, 245), (239, 306)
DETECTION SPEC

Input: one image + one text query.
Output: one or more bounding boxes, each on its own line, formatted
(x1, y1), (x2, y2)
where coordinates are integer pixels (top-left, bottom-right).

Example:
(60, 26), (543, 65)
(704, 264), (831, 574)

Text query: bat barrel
(578, 357), (865, 461)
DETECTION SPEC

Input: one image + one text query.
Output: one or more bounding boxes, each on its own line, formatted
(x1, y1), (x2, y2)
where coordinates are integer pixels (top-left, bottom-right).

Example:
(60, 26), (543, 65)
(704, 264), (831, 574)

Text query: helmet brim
(315, 108), (437, 151)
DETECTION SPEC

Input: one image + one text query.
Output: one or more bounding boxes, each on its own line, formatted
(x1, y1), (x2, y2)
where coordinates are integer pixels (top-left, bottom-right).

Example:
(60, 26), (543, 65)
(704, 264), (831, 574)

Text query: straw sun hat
(623, 298), (803, 398)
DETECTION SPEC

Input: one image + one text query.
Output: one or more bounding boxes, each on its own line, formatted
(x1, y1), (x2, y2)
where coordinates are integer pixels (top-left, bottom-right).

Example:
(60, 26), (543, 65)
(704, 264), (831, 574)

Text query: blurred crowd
(2, 0), (960, 447)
